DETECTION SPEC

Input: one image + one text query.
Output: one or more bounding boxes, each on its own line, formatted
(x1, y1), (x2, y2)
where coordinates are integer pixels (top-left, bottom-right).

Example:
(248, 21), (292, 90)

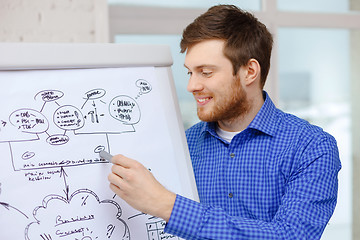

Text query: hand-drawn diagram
(2, 82), (150, 171)
(0, 67), (181, 240)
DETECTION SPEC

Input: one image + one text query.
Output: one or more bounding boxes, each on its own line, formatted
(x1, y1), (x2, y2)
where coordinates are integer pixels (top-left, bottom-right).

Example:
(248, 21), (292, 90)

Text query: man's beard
(197, 77), (250, 123)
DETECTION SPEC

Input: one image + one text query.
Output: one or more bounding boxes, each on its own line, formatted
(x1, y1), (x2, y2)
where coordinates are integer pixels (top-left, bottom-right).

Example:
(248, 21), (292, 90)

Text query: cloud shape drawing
(25, 189), (130, 240)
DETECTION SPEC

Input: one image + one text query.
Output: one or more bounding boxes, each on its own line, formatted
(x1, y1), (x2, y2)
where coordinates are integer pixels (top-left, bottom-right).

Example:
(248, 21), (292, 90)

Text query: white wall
(0, 0), (109, 42)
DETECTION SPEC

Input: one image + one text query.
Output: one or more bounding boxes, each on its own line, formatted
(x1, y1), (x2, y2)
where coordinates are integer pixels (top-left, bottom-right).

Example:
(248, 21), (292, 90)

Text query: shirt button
(228, 193), (233, 198)
(230, 153), (235, 158)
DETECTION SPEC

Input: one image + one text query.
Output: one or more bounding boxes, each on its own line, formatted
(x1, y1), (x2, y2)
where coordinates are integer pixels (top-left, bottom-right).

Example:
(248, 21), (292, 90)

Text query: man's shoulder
(278, 110), (336, 144)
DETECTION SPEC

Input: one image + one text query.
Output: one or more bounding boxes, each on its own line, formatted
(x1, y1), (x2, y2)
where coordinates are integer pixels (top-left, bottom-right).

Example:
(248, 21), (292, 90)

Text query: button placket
(228, 150), (235, 199)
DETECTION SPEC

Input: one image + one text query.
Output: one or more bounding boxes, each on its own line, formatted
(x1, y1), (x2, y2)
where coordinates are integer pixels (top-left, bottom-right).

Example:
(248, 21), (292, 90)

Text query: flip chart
(0, 43), (198, 240)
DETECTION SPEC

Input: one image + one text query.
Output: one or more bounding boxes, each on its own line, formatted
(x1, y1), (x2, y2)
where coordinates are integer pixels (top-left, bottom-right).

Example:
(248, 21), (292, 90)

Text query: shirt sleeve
(164, 136), (341, 240)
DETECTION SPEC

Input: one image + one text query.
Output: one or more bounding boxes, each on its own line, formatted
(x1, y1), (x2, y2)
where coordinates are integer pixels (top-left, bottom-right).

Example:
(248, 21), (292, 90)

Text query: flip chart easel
(0, 43), (198, 240)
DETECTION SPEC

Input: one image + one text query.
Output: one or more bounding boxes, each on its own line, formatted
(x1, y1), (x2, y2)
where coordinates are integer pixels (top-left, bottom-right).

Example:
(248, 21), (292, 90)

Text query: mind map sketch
(0, 67), (181, 240)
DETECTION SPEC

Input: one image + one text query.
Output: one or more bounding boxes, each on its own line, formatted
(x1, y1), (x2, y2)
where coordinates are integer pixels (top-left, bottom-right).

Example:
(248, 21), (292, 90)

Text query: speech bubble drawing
(9, 109), (49, 134)
(83, 89), (106, 100)
(135, 79), (152, 94)
(109, 96), (140, 125)
(53, 105), (85, 131)
(34, 90), (64, 102)
(25, 189), (130, 240)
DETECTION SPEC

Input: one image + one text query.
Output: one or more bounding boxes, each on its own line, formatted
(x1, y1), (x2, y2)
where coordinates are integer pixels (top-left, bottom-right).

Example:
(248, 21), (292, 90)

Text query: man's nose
(187, 75), (203, 93)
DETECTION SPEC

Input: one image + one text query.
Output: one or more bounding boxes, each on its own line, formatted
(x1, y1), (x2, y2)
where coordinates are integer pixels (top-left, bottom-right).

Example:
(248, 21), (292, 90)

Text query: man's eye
(201, 71), (213, 77)
(187, 71), (193, 76)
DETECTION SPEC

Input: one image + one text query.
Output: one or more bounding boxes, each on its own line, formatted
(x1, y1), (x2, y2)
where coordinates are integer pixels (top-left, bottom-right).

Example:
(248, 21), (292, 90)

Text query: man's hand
(108, 154), (176, 222)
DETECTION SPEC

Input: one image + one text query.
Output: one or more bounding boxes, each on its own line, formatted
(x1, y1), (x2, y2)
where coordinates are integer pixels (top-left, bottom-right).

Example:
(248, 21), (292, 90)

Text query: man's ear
(243, 58), (261, 86)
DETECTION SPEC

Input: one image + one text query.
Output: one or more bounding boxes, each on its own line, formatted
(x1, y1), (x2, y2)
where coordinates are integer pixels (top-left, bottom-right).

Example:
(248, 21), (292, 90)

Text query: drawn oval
(9, 108), (49, 134)
(135, 79), (152, 94)
(46, 134), (70, 145)
(94, 145), (106, 153)
(53, 105), (85, 130)
(22, 151), (35, 160)
(83, 88), (106, 100)
(109, 95), (141, 125)
(35, 90), (64, 102)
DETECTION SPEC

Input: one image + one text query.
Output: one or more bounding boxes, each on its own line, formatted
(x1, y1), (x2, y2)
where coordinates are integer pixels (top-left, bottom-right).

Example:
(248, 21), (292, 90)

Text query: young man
(108, 5), (341, 239)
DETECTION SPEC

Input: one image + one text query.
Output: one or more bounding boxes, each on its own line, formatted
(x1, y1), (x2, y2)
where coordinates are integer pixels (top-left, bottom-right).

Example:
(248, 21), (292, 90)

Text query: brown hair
(180, 5), (273, 88)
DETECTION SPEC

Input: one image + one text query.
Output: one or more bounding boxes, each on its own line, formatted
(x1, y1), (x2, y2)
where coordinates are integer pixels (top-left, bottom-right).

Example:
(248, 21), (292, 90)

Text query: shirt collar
(201, 121), (218, 138)
(247, 91), (278, 137)
(200, 91), (278, 137)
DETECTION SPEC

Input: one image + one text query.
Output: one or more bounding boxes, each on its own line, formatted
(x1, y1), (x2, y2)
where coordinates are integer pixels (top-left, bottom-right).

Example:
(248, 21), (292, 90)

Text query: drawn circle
(35, 90), (64, 102)
(9, 108), (49, 134)
(46, 134), (70, 145)
(22, 151), (35, 160)
(109, 95), (140, 125)
(94, 145), (106, 153)
(53, 105), (85, 130)
(83, 88), (106, 100)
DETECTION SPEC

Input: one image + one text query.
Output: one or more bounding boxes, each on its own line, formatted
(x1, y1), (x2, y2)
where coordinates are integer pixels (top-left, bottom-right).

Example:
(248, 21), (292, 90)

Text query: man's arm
(109, 136), (340, 240)
(109, 137), (340, 240)
(166, 169), (339, 240)
(165, 136), (341, 240)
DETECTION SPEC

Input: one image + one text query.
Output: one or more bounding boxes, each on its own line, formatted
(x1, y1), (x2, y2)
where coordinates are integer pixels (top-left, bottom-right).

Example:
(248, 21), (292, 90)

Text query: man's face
(184, 39), (250, 123)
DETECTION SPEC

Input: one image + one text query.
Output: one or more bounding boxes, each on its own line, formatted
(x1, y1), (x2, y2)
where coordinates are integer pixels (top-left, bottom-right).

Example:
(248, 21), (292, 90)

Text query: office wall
(0, 0), (109, 42)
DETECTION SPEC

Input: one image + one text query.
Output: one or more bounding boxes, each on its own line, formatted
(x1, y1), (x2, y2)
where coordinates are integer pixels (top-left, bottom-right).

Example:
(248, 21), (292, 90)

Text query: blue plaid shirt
(165, 92), (341, 239)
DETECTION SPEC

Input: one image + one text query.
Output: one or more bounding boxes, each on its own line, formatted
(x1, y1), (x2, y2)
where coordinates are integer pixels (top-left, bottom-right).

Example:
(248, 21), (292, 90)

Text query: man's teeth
(198, 98), (210, 103)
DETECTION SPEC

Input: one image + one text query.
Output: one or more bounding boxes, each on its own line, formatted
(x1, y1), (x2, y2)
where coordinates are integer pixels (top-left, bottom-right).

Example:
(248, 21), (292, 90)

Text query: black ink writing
(55, 214), (95, 227)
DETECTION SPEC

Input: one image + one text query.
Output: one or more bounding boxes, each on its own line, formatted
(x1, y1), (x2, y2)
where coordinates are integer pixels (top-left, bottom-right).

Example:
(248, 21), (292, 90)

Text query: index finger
(111, 154), (137, 168)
